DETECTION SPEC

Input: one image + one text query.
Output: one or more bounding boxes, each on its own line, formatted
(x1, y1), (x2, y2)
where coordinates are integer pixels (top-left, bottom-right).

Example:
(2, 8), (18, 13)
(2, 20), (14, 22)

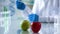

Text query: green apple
(21, 20), (30, 31)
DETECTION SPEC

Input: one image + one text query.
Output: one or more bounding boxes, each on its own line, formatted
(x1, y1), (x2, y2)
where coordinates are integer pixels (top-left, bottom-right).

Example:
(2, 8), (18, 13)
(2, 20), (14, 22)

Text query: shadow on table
(20, 31), (29, 34)
(32, 33), (39, 34)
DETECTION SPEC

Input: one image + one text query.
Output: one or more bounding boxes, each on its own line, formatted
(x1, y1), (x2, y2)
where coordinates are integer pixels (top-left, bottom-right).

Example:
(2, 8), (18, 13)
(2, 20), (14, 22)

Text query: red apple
(31, 22), (41, 33)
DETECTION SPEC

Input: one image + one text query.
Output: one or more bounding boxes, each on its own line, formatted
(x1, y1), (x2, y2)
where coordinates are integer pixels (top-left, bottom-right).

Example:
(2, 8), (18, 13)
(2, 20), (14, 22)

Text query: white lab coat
(32, 0), (59, 22)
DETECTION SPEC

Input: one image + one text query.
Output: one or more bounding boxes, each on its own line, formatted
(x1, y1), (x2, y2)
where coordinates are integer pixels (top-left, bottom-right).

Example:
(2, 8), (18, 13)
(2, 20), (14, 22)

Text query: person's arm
(32, 0), (39, 14)
(32, 0), (45, 14)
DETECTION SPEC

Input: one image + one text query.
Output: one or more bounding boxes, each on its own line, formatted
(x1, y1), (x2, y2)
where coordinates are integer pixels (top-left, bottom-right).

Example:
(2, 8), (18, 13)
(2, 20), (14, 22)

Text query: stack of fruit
(29, 14), (41, 33)
(21, 14), (41, 33)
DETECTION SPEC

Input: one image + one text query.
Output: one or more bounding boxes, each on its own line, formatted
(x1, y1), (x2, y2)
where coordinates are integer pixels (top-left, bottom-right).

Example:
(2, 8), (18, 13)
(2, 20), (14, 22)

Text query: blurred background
(0, 0), (60, 34)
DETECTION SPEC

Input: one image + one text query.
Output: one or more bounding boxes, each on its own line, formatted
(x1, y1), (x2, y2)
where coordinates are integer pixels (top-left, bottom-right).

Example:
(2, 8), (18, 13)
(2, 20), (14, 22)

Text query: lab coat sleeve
(32, 0), (45, 14)
(32, 0), (39, 14)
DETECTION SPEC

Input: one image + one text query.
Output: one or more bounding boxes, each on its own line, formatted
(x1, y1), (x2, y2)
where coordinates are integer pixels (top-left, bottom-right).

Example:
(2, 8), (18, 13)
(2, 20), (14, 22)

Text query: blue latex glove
(16, 1), (26, 10)
(28, 14), (39, 22)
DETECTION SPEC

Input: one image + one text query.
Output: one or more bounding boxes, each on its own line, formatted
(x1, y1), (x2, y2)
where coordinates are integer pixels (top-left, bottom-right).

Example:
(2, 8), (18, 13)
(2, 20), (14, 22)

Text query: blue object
(9, 0), (15, 16)
(28, 14), (39, 22)
(17, 29), (21, 34)
(17, 0), (22, 1)
(9, 5), (15, 16)
(16, 1), (26, 10)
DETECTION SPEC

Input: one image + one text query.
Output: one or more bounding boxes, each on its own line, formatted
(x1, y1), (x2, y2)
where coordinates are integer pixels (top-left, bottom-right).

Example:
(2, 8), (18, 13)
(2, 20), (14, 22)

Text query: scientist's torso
(32, 0), (59, 16)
